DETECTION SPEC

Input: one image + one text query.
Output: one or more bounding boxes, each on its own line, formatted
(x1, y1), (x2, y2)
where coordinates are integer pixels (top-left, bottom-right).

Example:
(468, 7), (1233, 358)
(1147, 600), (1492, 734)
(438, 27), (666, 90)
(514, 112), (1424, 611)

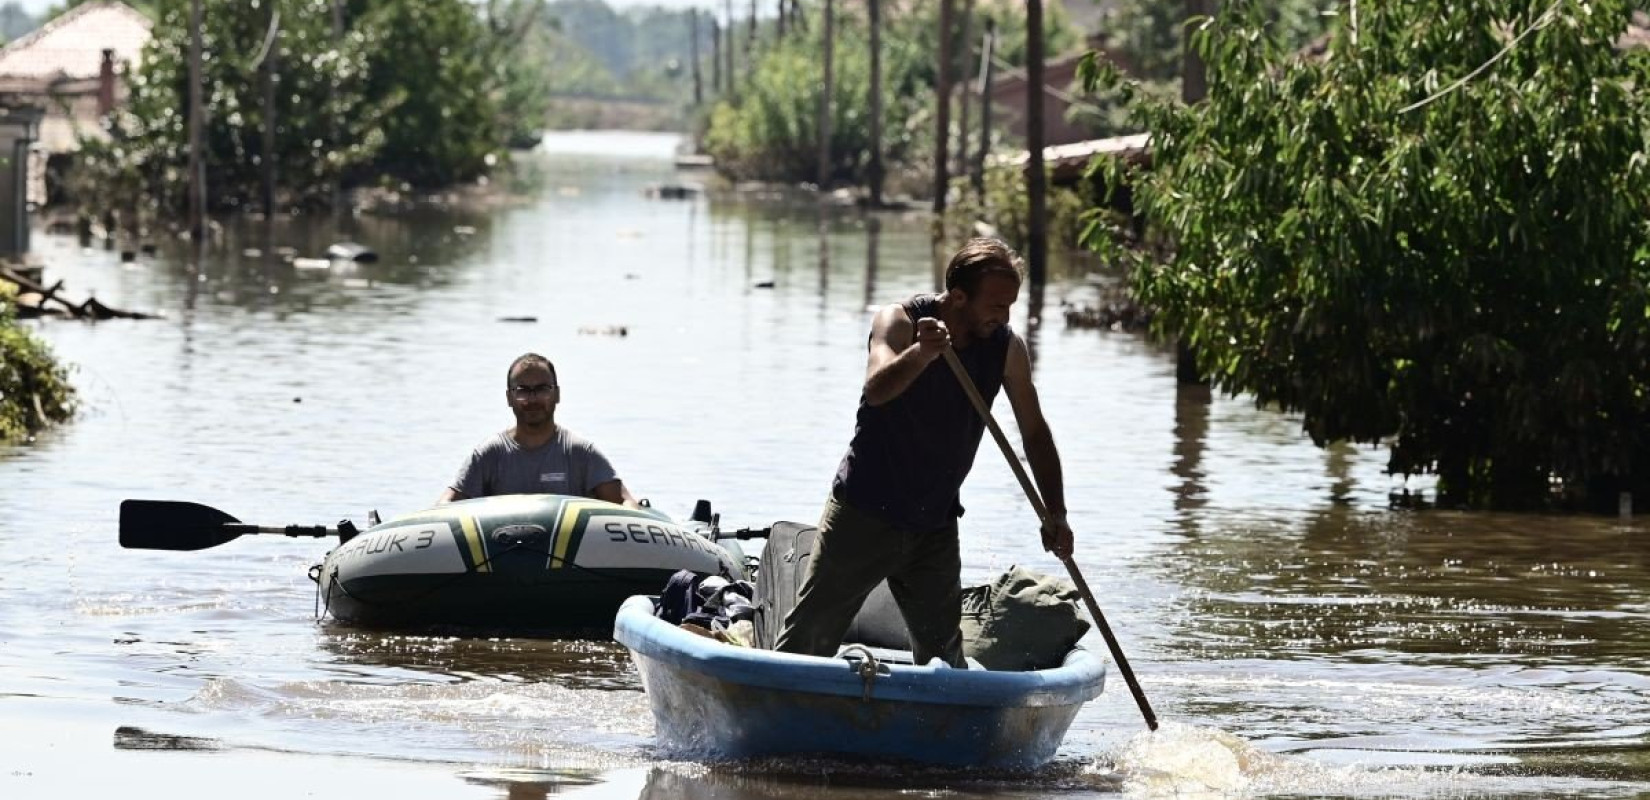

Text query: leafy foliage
(70, 0), (543, 216)
(703, 16), (928, 184)
(1084, 0), (1650, 508)
(700, 0), (1078, 185)
(0, 285), (76, 443)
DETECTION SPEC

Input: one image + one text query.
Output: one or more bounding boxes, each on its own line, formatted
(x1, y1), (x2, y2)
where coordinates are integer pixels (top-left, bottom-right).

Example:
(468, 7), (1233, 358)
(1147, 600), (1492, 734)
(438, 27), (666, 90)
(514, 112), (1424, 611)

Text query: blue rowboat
(613, 595), (1106, 768)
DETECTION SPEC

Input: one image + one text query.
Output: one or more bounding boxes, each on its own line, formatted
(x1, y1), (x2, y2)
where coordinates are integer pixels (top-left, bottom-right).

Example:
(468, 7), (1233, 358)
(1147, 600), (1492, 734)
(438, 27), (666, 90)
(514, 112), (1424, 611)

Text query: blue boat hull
(614, 595), (1105, 768)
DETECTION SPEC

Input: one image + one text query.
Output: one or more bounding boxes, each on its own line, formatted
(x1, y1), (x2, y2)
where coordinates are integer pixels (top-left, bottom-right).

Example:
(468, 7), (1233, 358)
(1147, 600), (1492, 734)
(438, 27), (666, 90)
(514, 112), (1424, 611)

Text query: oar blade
(119, 499), (242, 551)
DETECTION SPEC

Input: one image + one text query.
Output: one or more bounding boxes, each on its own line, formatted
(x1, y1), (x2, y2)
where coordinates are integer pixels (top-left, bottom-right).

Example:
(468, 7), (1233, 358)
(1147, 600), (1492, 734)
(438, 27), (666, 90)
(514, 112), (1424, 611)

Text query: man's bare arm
(592, 479), (640, 509)
(863, 305), (950, 406)
(437, 486), (466, 505)
(1002, 335), (1073, 557)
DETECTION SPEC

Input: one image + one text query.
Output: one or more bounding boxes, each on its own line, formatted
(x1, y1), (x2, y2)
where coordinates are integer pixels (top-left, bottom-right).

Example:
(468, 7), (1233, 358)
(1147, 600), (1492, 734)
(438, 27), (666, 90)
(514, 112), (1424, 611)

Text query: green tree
(1084, 0), (1650, 508)
(347, 0), (501, 187)
(701, 0), (1077, 185)
(77, 0), (386, 215)
(702, 12), (926, 184)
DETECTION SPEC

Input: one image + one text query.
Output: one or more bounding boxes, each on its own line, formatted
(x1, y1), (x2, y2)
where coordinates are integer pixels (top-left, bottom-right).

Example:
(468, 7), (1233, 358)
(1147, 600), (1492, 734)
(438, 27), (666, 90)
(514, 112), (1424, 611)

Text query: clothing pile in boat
(657, 569), (757, 646)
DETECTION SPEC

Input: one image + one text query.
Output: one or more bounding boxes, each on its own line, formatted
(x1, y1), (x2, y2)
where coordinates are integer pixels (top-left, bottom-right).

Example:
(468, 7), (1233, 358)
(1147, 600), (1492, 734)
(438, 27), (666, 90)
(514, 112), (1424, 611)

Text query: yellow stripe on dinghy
(551, 500), (610, 569)
(459, 514), (490, 573)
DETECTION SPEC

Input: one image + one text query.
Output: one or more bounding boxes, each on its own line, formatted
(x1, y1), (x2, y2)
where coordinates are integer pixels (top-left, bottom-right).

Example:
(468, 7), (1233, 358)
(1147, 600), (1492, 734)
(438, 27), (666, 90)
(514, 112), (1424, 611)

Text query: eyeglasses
(509, 383), (557, 398)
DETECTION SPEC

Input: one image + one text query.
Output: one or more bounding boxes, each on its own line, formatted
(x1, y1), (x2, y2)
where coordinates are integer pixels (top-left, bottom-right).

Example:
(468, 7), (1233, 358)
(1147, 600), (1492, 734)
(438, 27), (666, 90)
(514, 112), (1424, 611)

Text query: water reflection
(1171, 382), (1211, 525)
(315, 630), (637, 690)
(1165, 507), (1650, 664)
(632, 762), (1119, 800)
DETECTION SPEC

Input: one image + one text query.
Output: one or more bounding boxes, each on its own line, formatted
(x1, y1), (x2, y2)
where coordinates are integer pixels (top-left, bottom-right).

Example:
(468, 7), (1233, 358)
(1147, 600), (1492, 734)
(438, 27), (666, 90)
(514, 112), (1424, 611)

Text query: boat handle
(839, 645), (887, 702)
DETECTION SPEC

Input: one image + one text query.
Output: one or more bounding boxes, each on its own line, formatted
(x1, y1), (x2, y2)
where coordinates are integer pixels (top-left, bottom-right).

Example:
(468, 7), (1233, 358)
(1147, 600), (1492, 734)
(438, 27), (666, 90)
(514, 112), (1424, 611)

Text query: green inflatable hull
(315, 494), (742, 633)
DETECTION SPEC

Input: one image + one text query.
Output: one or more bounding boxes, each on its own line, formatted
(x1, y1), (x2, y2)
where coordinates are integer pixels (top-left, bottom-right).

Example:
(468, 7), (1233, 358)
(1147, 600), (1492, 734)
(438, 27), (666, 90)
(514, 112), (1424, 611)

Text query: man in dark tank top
(775, 238), (1075, 667)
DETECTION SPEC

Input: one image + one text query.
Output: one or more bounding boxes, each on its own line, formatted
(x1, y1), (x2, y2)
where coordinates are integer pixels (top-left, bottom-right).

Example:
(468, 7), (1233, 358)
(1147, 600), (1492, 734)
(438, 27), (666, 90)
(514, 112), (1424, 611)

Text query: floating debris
(325, 242), (378, 263)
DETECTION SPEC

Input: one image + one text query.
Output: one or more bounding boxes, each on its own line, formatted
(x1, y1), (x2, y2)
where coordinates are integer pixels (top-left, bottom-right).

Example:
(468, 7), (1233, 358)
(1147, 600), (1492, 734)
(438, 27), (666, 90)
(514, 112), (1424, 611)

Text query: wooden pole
(712, 19), (722, 93)
(187, 0), (204, 240)
(260, 7), (279, 218)
(932, 0), (953, 214)
(973, 20), (993, 195)
(1182, 0), (1208, 104)
(691, 9), (703, 106)
(868, 0), (883, 207)
(724, 0), (735, 89)
(940, 348), (1160, 731)
(957, 0), (974, 185)
(1026, 0), (1047, 284)
(817, 0), (833, 190)
(331, 0), (344, 212)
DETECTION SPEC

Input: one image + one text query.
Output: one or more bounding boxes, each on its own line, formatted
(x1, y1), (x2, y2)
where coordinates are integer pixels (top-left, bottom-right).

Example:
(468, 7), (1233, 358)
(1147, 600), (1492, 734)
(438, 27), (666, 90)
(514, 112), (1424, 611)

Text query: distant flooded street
(1, 131), (1646, 799)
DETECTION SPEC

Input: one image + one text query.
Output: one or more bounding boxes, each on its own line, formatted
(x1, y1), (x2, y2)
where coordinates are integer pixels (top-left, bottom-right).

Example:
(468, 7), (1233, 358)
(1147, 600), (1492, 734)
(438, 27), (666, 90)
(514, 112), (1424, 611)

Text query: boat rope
(839, 644), (884, 702)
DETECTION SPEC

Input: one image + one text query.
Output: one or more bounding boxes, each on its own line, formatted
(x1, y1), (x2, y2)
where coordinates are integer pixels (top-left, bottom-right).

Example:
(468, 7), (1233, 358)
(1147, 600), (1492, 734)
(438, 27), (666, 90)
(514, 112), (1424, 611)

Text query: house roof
(0, 1), (152, 82)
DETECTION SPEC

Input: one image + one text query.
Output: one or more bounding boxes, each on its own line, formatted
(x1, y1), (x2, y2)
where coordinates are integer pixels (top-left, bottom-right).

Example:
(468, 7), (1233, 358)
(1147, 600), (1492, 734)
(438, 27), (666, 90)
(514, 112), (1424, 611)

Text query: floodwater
(2, 131), (1646, 799)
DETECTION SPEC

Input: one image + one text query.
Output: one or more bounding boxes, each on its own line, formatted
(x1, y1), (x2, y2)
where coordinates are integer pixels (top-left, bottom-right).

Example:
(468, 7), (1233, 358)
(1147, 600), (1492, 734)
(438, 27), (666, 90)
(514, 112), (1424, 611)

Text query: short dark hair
(943, 237), (1025, 297)
(506, 353), (558, 386)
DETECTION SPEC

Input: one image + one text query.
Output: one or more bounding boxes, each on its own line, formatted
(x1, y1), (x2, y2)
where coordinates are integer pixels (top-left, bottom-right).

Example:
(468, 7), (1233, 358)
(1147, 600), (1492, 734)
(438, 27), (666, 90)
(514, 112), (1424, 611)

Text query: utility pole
(957, 0), (974, 184)
(776, 0), (785, 38)
(724, 0), (735, 89)
(260, 7), (280, 218)
(937, 0), (963, 214)
(868, 0), (883, 207)
(932, 0), (953, 214)
(690, 9), (703, 106)
(187, 0), (204, 240)
(331, 0), (344, 212)
(817, 0), (834, 190)
(1179, 0), (1210, 385)
(973, 19), (993, 195)
(1183, 0), (1209, 103)
(1026, 0), (1047, 284)
(712, 19), (722, 93)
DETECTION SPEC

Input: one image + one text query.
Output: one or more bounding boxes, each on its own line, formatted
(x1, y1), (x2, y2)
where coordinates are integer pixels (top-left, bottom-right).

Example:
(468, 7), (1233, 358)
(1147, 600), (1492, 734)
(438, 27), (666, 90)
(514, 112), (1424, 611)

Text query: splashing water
(1099, 721), (1455, 798)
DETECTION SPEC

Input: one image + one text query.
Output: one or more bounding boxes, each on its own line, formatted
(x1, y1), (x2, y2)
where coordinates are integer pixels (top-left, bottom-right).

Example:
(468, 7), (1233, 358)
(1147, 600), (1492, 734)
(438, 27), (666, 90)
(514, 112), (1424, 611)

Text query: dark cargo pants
(774, 495), (965, 668)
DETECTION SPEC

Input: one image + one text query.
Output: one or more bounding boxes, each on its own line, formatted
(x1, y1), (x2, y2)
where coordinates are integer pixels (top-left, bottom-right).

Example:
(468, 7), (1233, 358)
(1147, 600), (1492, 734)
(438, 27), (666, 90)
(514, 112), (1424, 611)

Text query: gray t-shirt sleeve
(568, 434), (619, 496)
(450, 440), (497, 498)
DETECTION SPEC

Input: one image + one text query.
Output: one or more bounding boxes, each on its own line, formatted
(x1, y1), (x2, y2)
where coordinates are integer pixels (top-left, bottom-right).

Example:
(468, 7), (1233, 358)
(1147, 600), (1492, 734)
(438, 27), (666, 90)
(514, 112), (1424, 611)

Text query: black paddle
(120, 499), (338, 551)
(941, 348), (1161, 731)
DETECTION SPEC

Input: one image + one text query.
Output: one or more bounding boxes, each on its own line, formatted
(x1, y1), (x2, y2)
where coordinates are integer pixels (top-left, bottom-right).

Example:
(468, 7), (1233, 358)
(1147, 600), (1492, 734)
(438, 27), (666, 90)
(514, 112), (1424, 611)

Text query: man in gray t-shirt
(437, 353), (638, 507)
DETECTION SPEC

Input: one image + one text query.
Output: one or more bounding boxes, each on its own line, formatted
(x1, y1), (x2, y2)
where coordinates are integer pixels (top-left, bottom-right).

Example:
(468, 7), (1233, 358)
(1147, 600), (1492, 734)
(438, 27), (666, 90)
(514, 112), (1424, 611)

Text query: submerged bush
(0, 285), (76, 442)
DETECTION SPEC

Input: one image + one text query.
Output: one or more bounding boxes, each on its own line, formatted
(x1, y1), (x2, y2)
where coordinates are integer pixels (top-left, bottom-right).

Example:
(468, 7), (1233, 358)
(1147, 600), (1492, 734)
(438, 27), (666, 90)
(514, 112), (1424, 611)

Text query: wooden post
(1182, 0), (1209, 104)
(1178, 0), (1210, 384)
(690, 9), (703, 106)
(932, 0), (953, 214)
(1026, 0), (1047, 284)
(261, 7), (280, 219)
(187, 0), (205, 240)
(724, 0), (735, 89)
(957, 0), (973, 185)
(776, 0), (786, 38)
(748, 0), (757, 53)
(712, 20), (722, 93)
(817, 0), (834, 190)
(330, 0), (344, 212)
(973, 20), (993, 195)
(868, 0), (883, 207)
